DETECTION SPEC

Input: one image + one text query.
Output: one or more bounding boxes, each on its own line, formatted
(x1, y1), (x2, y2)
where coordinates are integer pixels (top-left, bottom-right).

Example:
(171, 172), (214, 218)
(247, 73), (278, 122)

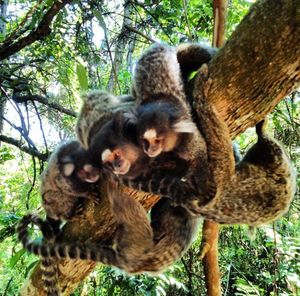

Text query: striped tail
(17, 214), (120, 268)
(17, 214), (61, 296)
(120, 176), (194, 198)
(41, 257), (60, 296)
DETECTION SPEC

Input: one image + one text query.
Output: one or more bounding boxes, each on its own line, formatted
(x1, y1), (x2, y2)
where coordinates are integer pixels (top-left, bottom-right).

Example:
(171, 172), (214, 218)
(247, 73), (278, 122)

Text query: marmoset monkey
(116, 43), (295, 224)
(197, 120), (296, 225)
(17, 186), (200, 276)
(125, 43), (233, 208)
(37, 140), (101, 295)
(133, 43), (199, 160)
(41, 140), (100, 225)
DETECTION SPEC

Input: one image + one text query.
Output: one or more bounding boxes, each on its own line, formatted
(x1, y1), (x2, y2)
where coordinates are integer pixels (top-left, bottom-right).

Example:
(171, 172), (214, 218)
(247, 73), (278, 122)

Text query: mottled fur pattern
(127, 43), (230, 206)
(121, 44), (295, 225)
(133, 44), (186, 107)
(126, 120), (296, 225)
(197, 121), (296, 225)
(17, 186), (200, 275)
(39, 140), (101, 296)
(41, 140), (100, 222)
(76, 90), (134, 150)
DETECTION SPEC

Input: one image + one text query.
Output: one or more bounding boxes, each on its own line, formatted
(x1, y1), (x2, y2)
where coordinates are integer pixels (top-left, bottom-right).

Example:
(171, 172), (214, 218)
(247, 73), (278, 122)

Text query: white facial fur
(101, 149), (112, 162)
(63, 163), (75, 177)
(143, 129), (157, 141)
(172, 120), (197, 133)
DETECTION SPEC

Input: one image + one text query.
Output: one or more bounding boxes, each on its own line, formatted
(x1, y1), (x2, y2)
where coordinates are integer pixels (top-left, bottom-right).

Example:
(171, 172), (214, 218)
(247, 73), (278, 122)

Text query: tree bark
(0, 0), (73, 61)
(208, 0), (300, 138)
(21, 0), (300, 294)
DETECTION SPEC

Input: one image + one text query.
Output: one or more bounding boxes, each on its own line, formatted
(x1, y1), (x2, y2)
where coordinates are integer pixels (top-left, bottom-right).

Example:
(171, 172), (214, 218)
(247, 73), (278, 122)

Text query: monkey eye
(154, 138), (162, 144)
(142, 139), (149, 149)
(114, 151), (121, 160)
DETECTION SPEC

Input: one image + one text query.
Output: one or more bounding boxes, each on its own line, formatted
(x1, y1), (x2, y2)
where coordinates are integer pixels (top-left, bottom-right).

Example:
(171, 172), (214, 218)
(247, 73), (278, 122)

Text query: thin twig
(0, 134), (48, 161)
(124, 24), (155, 43)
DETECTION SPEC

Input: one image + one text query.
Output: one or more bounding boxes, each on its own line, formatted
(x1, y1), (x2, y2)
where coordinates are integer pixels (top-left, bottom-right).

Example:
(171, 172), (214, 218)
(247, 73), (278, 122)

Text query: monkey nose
(147, 147), (161, 157)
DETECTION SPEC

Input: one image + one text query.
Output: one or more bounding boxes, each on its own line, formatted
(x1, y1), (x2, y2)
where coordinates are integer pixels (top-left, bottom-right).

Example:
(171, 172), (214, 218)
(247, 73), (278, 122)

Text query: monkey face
(141, 128), (180, 158)
(101, 143), (140, 176)
(60, 154), (100, 184)
(76, 164), (100, 183)
(141, 129), (165, 157)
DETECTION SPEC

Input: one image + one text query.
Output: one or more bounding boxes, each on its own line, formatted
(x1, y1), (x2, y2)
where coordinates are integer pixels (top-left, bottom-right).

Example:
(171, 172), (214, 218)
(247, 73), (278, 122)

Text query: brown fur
(38, 140), (101, 296)
(197, 120), (296, 225)
(128, 43), (226, 205)
(18, 184), (200, 275)
(122, 44), (295, 226)
(41, 140), (100, 222)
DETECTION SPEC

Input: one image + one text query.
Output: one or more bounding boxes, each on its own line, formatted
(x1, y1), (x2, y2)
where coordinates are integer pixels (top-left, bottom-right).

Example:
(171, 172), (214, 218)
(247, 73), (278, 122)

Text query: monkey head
(57, 141), (100, 192)
(89, 111), (148, 179)
(137, 101), (197, 158)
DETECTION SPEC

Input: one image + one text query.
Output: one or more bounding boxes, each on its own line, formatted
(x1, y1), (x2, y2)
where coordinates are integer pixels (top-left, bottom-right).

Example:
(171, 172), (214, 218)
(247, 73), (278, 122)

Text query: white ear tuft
(172, 120), (197, 133)
(63, 163), (75, 177)
(143, 129), (157, 140)
(101, 149), (112, 162)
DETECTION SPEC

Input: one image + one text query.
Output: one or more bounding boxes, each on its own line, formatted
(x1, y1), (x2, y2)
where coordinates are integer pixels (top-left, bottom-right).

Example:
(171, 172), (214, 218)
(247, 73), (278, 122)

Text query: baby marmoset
(41, 140), (100, 226)
(20, 140), (101, 296)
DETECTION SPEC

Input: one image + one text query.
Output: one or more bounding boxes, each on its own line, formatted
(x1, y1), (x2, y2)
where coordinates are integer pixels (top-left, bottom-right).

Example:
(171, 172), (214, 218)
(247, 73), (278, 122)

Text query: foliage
(0, 0), (299, 295)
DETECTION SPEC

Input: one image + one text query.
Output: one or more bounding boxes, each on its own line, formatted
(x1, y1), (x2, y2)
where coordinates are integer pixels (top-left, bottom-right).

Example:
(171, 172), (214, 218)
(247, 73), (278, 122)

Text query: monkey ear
(62, 163), (75, 177)
(172, 120), (197, 134)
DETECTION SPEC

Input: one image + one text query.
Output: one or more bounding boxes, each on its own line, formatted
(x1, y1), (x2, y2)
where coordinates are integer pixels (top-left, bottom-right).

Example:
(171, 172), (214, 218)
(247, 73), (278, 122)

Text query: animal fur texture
(123, 43), (296, 225)
(17, 185), (200, 275)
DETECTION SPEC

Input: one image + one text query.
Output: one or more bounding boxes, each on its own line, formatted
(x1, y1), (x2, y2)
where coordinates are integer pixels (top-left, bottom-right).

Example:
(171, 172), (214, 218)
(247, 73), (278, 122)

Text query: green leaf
(25, 260), (39, 278)
(76, 63), (89, 91)
(9, 249), (25, 268)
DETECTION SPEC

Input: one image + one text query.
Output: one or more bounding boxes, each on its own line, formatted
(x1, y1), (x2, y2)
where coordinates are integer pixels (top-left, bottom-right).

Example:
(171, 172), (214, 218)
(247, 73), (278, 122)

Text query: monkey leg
(197, 120), (296, 225)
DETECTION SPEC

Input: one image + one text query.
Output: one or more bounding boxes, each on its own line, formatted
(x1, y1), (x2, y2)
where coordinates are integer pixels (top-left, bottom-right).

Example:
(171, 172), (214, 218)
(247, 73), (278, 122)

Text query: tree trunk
(0, 0), (8, 140)
(21, 0), (300, 294)
(107, 0), (136, 93)
(200, 0), (228, 294)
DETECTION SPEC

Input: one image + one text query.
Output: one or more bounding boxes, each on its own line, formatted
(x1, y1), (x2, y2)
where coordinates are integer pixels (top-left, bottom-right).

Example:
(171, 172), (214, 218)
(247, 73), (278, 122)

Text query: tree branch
(207, 0), (300, 137)
(124, 24), (156, 43)
(13, 95), (77, 117)
(0, 135), (48, 161)
(200, 1), (228, 295)
(21, 0), (300, 294)
(0, 0), (73, 61)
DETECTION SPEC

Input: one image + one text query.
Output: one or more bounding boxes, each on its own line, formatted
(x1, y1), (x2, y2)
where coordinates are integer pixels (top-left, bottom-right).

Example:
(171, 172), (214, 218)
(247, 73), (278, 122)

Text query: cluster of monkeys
(17, 43), (296, 296)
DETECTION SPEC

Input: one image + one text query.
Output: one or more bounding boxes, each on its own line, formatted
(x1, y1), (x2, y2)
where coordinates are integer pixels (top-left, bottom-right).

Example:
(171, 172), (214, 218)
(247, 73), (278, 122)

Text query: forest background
(0, 0), (299, 295)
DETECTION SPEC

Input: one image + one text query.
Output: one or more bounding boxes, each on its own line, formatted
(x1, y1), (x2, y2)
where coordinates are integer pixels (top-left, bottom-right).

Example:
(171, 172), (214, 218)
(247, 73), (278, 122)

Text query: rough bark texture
(209, 0), (300, 138)
(21, 0), (300, 295)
